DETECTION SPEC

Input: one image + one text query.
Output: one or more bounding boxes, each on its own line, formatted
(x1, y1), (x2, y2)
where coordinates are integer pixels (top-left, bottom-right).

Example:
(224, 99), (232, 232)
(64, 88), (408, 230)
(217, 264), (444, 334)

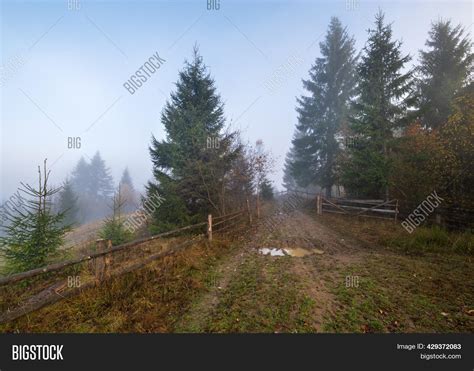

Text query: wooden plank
(212, 211), (245, 227)
(327, 198), (386, 204)
(321, 198), (350, 214)
(0, 235), (205, 324)
(325, 204), (396, 214)
(322, 209), (394, 220)
(321, 209), (349, 215)
(212, 209), (244, 221)
(214, 217), (244, 233)
(0, 221), (207, 286)
(354, 199), (398, 216)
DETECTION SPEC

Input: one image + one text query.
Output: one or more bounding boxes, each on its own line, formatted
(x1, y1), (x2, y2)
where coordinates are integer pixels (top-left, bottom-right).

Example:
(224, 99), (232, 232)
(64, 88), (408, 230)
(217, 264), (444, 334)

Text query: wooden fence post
(94, 239), (112, 284)
(316, 195), (322, 215)
(246, 198), (252, 225)
(395, 200), (399, 222)
(104, 239), (112, 279)
(207, 214), (213, 241)
(95, 239), (106, 284)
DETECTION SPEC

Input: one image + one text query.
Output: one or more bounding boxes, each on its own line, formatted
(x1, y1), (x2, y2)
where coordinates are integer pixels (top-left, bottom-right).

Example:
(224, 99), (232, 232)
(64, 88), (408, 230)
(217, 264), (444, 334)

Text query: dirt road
(3, 203), (472, 333)
(175, 207), (473, 333)
(175, 209), (371, 332)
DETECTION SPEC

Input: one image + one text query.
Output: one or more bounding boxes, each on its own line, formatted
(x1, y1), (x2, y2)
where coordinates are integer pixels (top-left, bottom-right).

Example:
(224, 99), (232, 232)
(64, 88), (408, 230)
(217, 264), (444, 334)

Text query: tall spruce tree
(147, 47), (239, 231)
(342, 11), (414, 199)
(416, 20), (473, 129)
(291, 17), (357, 196)
(70, 157), (90, 194)
(260, 177), (274, 201)
(88, 151), (114, 200)
(120, 168), (137, 213)
(282, 147), (298, 191)
(120, 168), (134, 191)
(70, 153), (114, 222)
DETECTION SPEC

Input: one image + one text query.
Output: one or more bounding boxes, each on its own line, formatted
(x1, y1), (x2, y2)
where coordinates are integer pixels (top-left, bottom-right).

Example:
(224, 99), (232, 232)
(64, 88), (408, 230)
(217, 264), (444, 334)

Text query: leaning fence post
(95, 239), (106, 284)
(246, 198), (252, 225)
(207, 214), (213, 241)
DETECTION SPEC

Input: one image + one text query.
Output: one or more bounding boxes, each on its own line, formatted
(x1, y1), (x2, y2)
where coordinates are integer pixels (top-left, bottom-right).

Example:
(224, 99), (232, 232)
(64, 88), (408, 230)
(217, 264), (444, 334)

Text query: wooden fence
(316, 196), (399, 221)
(0, 208), (250, 324)
(284, 188), (399, 221)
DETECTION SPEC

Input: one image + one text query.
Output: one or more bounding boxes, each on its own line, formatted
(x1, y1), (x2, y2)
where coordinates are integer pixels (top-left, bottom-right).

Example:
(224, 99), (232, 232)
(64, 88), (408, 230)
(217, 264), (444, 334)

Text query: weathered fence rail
(284, 188), (399, 221)
(318, 196), (399, 221)
(317, 196), (398, 220)
(283, 188), (471, 229)
(0, 220), (208, 286)
(0, 235), (206, 324)
(0, 208), (250, 324)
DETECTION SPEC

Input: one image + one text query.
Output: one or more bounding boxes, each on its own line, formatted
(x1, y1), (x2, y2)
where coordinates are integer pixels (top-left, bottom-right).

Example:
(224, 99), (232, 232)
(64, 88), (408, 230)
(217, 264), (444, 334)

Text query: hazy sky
(1, 0), (472, 199)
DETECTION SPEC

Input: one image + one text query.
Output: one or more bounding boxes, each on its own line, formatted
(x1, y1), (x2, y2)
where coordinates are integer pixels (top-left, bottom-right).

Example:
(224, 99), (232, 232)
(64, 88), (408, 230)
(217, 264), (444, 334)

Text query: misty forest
(0, 9), (473, 333)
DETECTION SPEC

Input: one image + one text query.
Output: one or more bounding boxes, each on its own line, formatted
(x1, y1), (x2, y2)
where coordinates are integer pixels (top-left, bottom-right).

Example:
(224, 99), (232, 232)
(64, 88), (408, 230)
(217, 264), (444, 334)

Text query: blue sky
(1, 0), (472, 198)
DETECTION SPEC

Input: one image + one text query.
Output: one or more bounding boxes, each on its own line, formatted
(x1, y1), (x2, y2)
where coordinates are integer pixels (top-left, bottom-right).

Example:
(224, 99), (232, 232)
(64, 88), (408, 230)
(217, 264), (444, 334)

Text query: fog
(1, 0), (471, 202)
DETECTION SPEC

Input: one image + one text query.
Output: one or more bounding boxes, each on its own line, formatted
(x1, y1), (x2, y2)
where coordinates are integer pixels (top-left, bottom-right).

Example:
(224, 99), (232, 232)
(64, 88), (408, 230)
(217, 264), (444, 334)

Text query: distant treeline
(55, 153), (139, 225)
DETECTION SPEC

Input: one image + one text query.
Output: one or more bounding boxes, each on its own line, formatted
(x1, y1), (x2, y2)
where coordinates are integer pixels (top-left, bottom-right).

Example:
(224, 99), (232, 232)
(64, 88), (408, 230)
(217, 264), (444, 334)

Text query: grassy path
(2, 206), (472, 333)
(175, 210), (474, 333)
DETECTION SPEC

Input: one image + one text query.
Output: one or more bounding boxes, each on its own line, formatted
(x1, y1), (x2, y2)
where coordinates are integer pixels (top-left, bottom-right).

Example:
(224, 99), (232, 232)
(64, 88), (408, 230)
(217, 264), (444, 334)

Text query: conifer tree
(290, 17), (357, 196)
(70, 153), (114, 222)
(120, 167), (137, 213)
(342, 11), (414, 199)
(70, 157), (90, 194)
(120, 168), (134, 191)
(416, 20), (473, 129)
(100, 185), (132, 245)
(282, 147), (298, 191)
(88, 151), (114, 200)
(0, 160), (70, 272)
(57, 178), (79, 226)
(260, 177), (274, 201)
(147, 47), (240, 231)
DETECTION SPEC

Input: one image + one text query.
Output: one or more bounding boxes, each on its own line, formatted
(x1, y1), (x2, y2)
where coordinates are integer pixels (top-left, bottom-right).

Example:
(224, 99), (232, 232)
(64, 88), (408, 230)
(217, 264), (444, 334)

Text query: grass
(316, 214), (474, 333)
(194, 254), (317, 333)
(317, 213), (473, 255)
(0, 238), (236, 333)
(384, 225), (473, 255)
(323, 253), (474, 332)
(2, 209), (472, 333)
